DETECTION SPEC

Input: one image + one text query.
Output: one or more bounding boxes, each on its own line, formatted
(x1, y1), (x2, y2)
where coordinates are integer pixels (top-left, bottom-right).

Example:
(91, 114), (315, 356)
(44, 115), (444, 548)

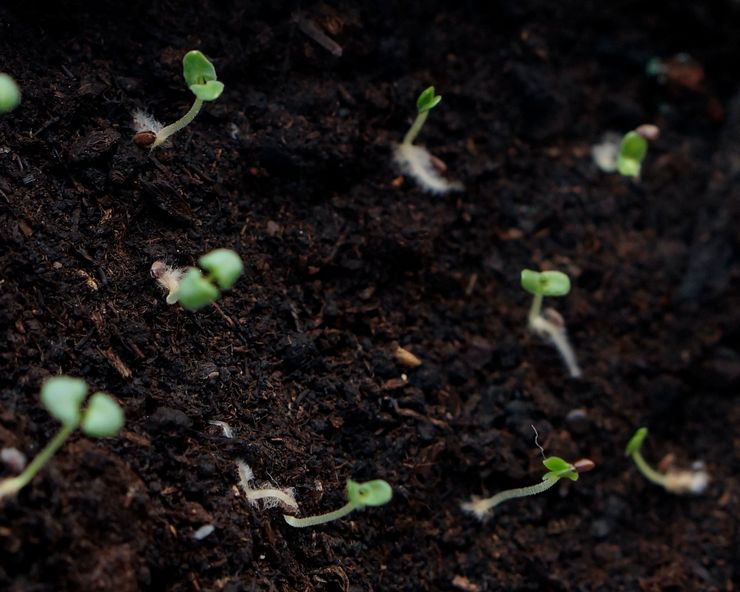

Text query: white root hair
(394, 143), (463, 194)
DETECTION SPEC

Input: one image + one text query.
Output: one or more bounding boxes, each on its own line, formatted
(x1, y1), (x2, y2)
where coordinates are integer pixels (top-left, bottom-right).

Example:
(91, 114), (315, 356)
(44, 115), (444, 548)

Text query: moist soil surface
(1, 2), (739, 591)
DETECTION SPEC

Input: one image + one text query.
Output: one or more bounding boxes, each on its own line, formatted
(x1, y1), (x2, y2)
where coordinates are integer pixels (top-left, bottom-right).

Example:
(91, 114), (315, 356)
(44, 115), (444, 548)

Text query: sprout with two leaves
(0, 376), (124, 500)
(134, 50), (224, 149)
(283, 479), (392, 528)
(625, 427), (709, 495)
(521, 269), (582, 378)
(151, 248), (244, 311)
(462, 456), (595, 520)
(393, 86), (463, 194)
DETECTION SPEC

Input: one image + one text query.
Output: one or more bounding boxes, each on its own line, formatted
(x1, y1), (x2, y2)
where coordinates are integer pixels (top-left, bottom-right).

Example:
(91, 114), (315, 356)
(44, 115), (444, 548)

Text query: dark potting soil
(1, 1), (738, 590)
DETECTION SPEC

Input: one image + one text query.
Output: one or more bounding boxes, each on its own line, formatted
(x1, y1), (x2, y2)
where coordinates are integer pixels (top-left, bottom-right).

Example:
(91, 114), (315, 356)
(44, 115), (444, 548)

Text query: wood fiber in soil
(0, 1), (738, 591)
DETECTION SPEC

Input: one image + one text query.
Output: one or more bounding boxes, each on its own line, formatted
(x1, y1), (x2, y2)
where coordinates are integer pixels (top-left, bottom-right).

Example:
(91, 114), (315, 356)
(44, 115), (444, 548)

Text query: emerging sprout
(625, 427), (709, 495)
(0, 73), (21, 114)
(521, 269), (582, 378)
(151, 249), (243, 311)
(462, 456), (594, 520)
(616, 125), (659, 178)
(284, 478), (392, 528)
(0, 376), (124, 500)
(393, 86), (462, 194)
(133, 50), (224, 149)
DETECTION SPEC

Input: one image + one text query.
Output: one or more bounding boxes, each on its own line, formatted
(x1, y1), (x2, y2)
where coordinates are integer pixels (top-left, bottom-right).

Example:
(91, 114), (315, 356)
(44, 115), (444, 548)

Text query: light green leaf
(190, 80), (224, 102)
(41, 376), (88, 426)
(417, 86), (442, 113)
(625, 427), (648, 456)
(198, 248), (243, 290)
(176, 268), (220, 311)
(183, 50), (223, 101)
(543, 456), (578, 481)
(617, 131), (647, 177)
(346, 479), (393, 507)
(521, 269), (571, 296)
(80, 392), (124, 437)
(0, 73), (21, 114)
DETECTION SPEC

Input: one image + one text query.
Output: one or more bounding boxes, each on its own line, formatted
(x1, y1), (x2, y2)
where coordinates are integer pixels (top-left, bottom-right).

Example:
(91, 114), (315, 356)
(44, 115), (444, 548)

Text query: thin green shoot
(0, 376), (124, 500)
(402, 86), (442, 146)
(625, 427), (709, 494)
(283, 479), (392, 528)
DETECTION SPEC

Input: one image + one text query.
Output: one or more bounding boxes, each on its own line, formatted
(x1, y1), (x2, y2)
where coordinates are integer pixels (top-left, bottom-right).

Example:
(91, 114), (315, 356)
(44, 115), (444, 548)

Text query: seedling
(0, 376), (124, 500)
(133, 50), (224, 149)
(393, 86), (462, 193)
(283, 478), (392, 528)
(462, 456), (594, 520)
(0, 73), (21, 113)
(151, 248), (243, 311)
(521, 269), (582, 378)
(616, 125), (659, 178)
(625, 427), (709, 495)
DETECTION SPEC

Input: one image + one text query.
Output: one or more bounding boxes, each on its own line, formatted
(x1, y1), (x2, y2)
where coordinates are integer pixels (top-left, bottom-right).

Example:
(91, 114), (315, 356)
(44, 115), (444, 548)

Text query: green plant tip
(176, 268), (220, 311)
(346, 479), (393, 507)
(617, 131), (647, 177)
(183, 50), (224, 101)
(41, 376), (88, 426)
(198, 249), (244, 290)
(626, 427), (648, 456)
(542, 456), (578, 481)
(417, 86), (442, 114)
(521, 269), (571, 297)
(0, 73), (21, 113)
(80, 392), (125, 438)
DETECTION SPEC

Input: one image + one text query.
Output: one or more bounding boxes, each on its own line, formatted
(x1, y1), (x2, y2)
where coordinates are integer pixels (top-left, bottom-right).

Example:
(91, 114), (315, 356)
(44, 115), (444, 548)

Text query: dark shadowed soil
(1, 1), (738, 590)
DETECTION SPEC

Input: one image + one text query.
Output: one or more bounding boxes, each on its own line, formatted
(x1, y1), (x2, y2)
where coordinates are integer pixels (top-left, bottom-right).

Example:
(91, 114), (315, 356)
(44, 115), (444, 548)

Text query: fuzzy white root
(133, 110), (163, 135)
(394, 143), (463, 194)
(237, 461), (299, 512)
(150, 261), (184, 305)
(529, 311), (582, 378)
(591, 132), (621, 173)
(664, 463), (710, 495)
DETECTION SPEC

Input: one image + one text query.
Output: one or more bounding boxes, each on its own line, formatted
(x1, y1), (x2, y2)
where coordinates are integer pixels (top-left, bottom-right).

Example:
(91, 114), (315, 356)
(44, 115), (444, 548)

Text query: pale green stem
(153, 97), (204, 147)
(402, 111), (429, 146)
(283, 501), (357, 528)
(631, 450), (668, 488)
(528, 293), (543, 326)
(471, 476), (559, 514)
(0, 422), (76, 499)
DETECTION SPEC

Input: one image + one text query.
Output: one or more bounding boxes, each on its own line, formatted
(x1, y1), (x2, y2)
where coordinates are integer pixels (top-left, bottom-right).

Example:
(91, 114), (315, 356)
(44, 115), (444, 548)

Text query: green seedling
(625, 427), (709, 495)
(133, 50), (224, 149)
(616, 125), (659, 178)
(0, 73), (21, 113)
(462, 456), (594, 520)
(521, 269), (582, 377)
(0, 376), (124, 500)
(151, 248), (243, 310)
(394, 86), (462, 193)
(284, 479), (392, 528)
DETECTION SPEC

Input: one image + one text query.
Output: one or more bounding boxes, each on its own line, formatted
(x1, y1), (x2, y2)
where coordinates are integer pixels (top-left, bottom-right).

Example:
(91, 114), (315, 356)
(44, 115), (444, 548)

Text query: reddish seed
(133, 131), (156, 148)
(573, 458), (596, 473)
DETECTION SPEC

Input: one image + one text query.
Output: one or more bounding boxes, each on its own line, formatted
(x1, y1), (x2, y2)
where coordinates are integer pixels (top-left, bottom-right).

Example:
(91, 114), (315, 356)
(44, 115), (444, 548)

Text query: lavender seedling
(133, 50), (224, 149)
(462, 456), (594, 520)
(394, 86), (462, 193)
(151, 248), (243, 311)
(284, 479), (392, 528)
(0, 73), (21, 113)
(521, 269), (582, 378)
(0, 376), (124, 500)
(625, 427), (709, 494)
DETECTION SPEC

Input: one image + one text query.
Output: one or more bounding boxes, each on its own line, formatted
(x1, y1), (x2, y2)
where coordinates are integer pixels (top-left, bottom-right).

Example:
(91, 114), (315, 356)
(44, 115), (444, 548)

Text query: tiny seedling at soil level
(152, 248), (243, 311)
(0, 376), (124, 500)
(616, 125), (658, 178)
(521, 269), (582, 377)
(625, 427), (709, 494)
(462, 456), (595, 520)
(133, 50), (224, 149)
(0, 73), (21, 113)
(283, 479), (392, 528)
(394, 86), (462, 193)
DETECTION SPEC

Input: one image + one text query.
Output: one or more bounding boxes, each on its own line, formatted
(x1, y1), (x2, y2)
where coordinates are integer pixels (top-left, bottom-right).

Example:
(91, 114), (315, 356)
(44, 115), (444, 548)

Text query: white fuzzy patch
(665, 464), (710, 495)
(460, 497), (492, 521)
(591, 133), (621, 173)
(394, 143), (463, 194)
(530, 314), (582, 378)
(132, 109), (163, 134)
(237, 460), (298, 512)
